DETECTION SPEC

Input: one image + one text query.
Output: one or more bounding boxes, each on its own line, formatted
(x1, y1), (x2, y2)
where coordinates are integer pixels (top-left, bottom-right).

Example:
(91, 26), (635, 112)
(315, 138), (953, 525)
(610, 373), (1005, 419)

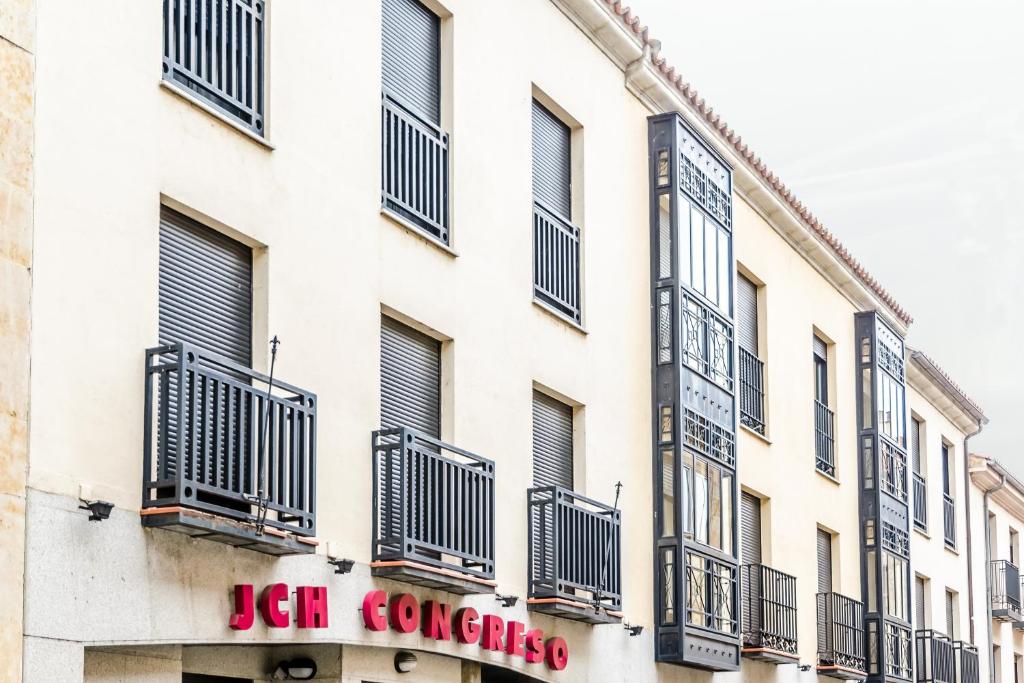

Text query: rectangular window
(945, 589), (956, 638)
(941, 442), (952, 495)
(381, 0), (450, 243)
(817, 528), (833, 593)
(737, 274), (765, 435)
(679, 452), (733, 555)
(162, 0), (266, 135)
(814, 336), (836, 477)
(380, 316), (441, 437)
(740, 492), (761, 565)
(532, 391), (574, 489)
(532, 99), (581, 323)
(678, 196), (731, 314)
(882, 552), (909, 622)
(915, 575), (927, 628)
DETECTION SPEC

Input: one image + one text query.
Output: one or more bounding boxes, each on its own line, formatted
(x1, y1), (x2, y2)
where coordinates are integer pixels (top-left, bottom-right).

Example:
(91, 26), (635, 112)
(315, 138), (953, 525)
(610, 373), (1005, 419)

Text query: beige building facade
(0, 0), (1004, 681)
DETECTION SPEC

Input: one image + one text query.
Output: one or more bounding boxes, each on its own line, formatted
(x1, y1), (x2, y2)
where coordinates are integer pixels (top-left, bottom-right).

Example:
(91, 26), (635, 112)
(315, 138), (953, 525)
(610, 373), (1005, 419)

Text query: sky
(629, 0), (1024, 472)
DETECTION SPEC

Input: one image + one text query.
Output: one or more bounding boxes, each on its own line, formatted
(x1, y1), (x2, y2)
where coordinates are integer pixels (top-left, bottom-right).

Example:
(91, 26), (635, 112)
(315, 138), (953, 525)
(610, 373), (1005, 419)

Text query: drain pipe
(983, 468), (1006, 683)
(964, 423), (983, 644)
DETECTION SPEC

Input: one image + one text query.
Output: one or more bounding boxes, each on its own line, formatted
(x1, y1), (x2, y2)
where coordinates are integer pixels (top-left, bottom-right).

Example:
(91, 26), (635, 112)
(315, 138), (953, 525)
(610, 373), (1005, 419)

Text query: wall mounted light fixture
(394, 651), (417, 673)
(79, 500), (114, 521)
(327, 558), (355, 574)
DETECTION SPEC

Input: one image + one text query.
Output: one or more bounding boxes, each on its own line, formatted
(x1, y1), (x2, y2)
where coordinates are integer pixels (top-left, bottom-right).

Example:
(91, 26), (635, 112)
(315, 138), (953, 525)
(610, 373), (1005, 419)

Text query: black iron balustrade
(990, 559), (1022, 621)
(527, 486), (620, 623)
(816, 592), (866, 679)
(685, 549), (738, 635)
(915, 629), (954, 683)
(880, 438), (909, 502)
(884, 621), (913, 680)
(680, 291), (734, 392)
(943, 493), (955, 548)
(162, 0), (265, 134)
(143, 342), (317, 536)
(738, 347), (765, 435)
(371, 427), (495, 590)
(381, 91), (450, 244)
(739, 564), (798, 661)
(952, 641), (979, 683)
(532, 201), (582, 323)
(913, 472), (928, 531)
(815, 399), (836, 476)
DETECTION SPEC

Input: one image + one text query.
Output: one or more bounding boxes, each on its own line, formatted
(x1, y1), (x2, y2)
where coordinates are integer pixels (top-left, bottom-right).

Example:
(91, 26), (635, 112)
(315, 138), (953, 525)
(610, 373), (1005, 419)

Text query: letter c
(362, 590), (388, 631)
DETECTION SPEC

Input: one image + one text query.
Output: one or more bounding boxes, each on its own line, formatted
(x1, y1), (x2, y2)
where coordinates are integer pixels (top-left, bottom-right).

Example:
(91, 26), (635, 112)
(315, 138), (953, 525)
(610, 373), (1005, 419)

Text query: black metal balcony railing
(738, 347), (766, 435)
(815, 399), (836, 477)
(884, 621), (913, 680)
(685, 549), (738, 635)
(952, 641), (980, 683)
(372, 427), (495, 580)
(680, 291), (734, 392)
(915, 629), (954, 683)
(528, 486), (621, 612)
(533, 201), (582, 324)
(143, 342), (317, 536)
(816, 592), (866, 674)
(162, 0), (265, 134)
(990, 559), (1022, 620)
(913, 472), (928, 531)
(880, 438), (909, 503)
(381, 92), (450, 244)
(943, 493), (956, 548)
(740, 564), (798, 657)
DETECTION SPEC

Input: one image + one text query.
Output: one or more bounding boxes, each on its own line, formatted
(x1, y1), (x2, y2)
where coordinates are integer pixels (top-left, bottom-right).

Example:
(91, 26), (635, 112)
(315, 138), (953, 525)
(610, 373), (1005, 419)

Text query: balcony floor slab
(370, 560), (496, 595)
(526, 597), (622, 625)
(141, 506), (317, 556)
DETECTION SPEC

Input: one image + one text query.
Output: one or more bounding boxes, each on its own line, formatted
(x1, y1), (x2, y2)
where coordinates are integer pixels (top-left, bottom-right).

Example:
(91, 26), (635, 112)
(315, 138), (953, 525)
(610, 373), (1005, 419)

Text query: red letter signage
(228, 584), (255, 631)
(504, 621), (525, 657)
(545, 637), (569, 671)
(422, 600), (452, 641)
(296, 586), (328, 628)
(454, 607), (481, 645)
(362, 590), (388, 631)
(524, 629), (545, 664)
(259, 583), (290, 628)
(481, 614), (505, 651)
(389, 593), (420, 633)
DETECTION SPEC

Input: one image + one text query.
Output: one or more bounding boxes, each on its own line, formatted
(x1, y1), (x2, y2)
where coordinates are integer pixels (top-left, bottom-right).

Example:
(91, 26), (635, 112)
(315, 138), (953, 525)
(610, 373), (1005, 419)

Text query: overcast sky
(630, 0), (1024, 471)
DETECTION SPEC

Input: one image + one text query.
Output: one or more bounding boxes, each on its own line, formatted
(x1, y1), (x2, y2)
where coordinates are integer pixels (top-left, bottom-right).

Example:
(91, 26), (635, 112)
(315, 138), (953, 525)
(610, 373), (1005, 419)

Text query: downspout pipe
(983, 469), (1006, 683)
(964, 423), (983, 644)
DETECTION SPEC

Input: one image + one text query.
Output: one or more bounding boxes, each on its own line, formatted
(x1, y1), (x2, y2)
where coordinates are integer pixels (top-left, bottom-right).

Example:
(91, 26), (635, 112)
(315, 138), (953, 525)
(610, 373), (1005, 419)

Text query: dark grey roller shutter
(380, 317), (441, 438)
(736, 274), (758, 355)
(531, 100), (571, 219)
(813, 335), (828, 360)
(159, 208), (252, 365)
(915, 576), (926, 627)
(382, 0), (440, 124)
(911, 418), (922, 474)
(945, 590), (954, 637)
(817, 528), (833, 593)
(532, 391), (573, 489)
(740, 492), (761, 565)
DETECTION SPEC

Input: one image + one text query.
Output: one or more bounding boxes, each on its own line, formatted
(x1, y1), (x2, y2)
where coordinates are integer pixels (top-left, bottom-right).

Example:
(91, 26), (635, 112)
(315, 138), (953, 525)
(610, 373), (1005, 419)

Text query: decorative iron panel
(817, 592), (867, 673)
(162, 0), (265, 134)
(740, 564), (798, 655)
(882, 522), (910, 558)
(684, 408), (735, 468)
(685, 550), (738, 635)
(880, 437), (909, 503)
(738, 347), (765, 435)
(681, 290), (734, 391)
(678, 128), (731, 229)
(884, 622), (912, 680)
(533, 201), (581, 323)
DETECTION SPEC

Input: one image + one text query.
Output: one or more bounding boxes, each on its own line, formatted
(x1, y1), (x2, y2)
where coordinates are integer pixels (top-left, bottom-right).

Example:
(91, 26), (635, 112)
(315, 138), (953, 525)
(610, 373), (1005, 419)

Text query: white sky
(629, 0), (1024, 471)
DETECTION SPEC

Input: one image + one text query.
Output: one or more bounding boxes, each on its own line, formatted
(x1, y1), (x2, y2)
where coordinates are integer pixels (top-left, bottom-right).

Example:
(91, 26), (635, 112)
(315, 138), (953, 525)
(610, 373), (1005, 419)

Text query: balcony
(532, 201), (582, 324)
(915, 629), (954, 683)
(527, 486), (621, 624)
(738, 347), (765, 435)
(943, 493), (955, 548)
(381, 92), (450, 244)
(816, 592), (867, 680)
(883, 621), (913, 680)
(912, 472), (928, 531)
(880, 438), (909, 503)
(142, 343), (317, 555)
(990, 559), (1022, 621)
(371, 427), (495, 594)
(952, 641), (979, 683)
(739, 564), (798, 663)
(815, 399), (836, 477)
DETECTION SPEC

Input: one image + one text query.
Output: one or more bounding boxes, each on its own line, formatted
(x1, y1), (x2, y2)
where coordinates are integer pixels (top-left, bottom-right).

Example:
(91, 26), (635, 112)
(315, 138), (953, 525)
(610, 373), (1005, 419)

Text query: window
(942, 441), (956, 548)
(915, 575), (928, 628)
(680, 451), (734, 555)
(1012, 529), (1020, 566)
(740, 492), (762, 565)
(737, 274), (764, 435)
(381, 0), (450, 243)
(911, 417), (927, 530)
(875, 325), (906, 447)
(162, 0), (266, 135)
(817, 528), (833, 593)
(532, 391), (574, 489)
(881, 552), (909, 622)
(945, 589), (957, 638)
(380, 316), (441, 437)
(814, 336), (836, 477)
(532, 99), (581, 323)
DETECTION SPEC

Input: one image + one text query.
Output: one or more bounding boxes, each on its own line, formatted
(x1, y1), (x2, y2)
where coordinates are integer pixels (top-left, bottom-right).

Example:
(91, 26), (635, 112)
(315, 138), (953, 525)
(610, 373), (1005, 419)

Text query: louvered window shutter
(380, 317), (441, 438)
(531, 100), (572, 219)
(816, 529), (833, 593)
(382, 0), (441, 124)
(915, 576), (926, 627)
(736, 274), (758, 355)
(532, 391), (573, 489)
(740, 492), (761, 565)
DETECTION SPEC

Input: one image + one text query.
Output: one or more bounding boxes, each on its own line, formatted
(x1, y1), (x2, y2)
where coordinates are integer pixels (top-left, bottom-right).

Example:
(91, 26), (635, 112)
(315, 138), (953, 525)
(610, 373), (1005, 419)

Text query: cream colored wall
(732, 193), (863, 666)
(983, 494), (1024, 681)
(0, 0), (34, 680)
(28, 0), (653, 625)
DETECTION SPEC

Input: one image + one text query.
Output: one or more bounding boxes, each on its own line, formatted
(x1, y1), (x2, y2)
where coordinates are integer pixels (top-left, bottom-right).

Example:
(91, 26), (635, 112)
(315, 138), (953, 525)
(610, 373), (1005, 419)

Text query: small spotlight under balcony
(495, 594), (519, 608)
(623, 623), (643, 637)
(328, 558), (355, 575)
(79, 500), (114, 522)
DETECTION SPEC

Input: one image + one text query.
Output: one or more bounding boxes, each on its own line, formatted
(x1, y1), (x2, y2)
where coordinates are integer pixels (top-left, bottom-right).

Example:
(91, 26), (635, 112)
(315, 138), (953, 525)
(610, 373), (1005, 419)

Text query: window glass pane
(661, 548), (676, 624)
(662, 448), (675, 538)
(691, 205), (704, 296)
(695, 458), (709, 545)
(706, 226), (718, 307)
(678, 197), (691, 287)
(682, 452), (694, 539)
(717, 229), (730, 315)
(709, 465), (722, 550)
(722, 473), (733, 555)
(658, 194), (672, 280)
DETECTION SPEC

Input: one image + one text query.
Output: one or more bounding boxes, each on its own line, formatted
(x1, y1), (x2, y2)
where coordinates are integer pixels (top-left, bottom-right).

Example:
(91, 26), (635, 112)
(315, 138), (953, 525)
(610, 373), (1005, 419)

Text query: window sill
(739, 423), (771, 444)
(944, 543), (959, 556)
(815, 468), (841, 486)
(913, 525), (930, 540)
(380, 207), (459, 258)
(159, 80), (274, 150)
(532, 299), (587, 335)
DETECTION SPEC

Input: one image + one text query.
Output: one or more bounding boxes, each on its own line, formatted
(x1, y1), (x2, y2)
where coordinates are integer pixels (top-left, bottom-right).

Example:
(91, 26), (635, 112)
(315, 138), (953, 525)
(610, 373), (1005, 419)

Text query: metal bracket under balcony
(740, 564), (798, 664)
(816, 592), (867, 680)
(527, 486), (622, 625)
(371, 427), (496, 595)
(991, 559), (1023, 621)
(142, 343), (317, 556)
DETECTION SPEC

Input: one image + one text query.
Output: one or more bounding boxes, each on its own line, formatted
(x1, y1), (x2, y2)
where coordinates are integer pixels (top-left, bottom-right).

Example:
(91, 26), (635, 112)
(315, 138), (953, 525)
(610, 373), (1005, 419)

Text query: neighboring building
(3, 0), (1002, 681)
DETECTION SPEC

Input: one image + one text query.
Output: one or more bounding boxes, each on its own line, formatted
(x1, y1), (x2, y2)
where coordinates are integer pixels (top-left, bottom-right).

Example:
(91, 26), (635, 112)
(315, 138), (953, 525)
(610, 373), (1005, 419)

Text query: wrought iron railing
(913, 472), (928, 531)
(990, 559), (1022, 618)
(943, 493), (955, 548)
(680, 291), (734, 392)
(738, 347), (765, 435)
(884, 621), (913, 680)
(372, 427), (494, 580)
(527, 486), (621, 610)
(915, 629), (954, 683)
(381, 92), (450, 244)
(952, 641), (979, 683)
(740, 564), (798, 655)
(143, 342), (317, 535)
(815, 399), (835, 477)
(881, 438), (909, 502)
(685, 550), (738, 635)
(816, 592), (866, 673)
(532, 201), (581, 323)
(162, 0), (265, 134)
